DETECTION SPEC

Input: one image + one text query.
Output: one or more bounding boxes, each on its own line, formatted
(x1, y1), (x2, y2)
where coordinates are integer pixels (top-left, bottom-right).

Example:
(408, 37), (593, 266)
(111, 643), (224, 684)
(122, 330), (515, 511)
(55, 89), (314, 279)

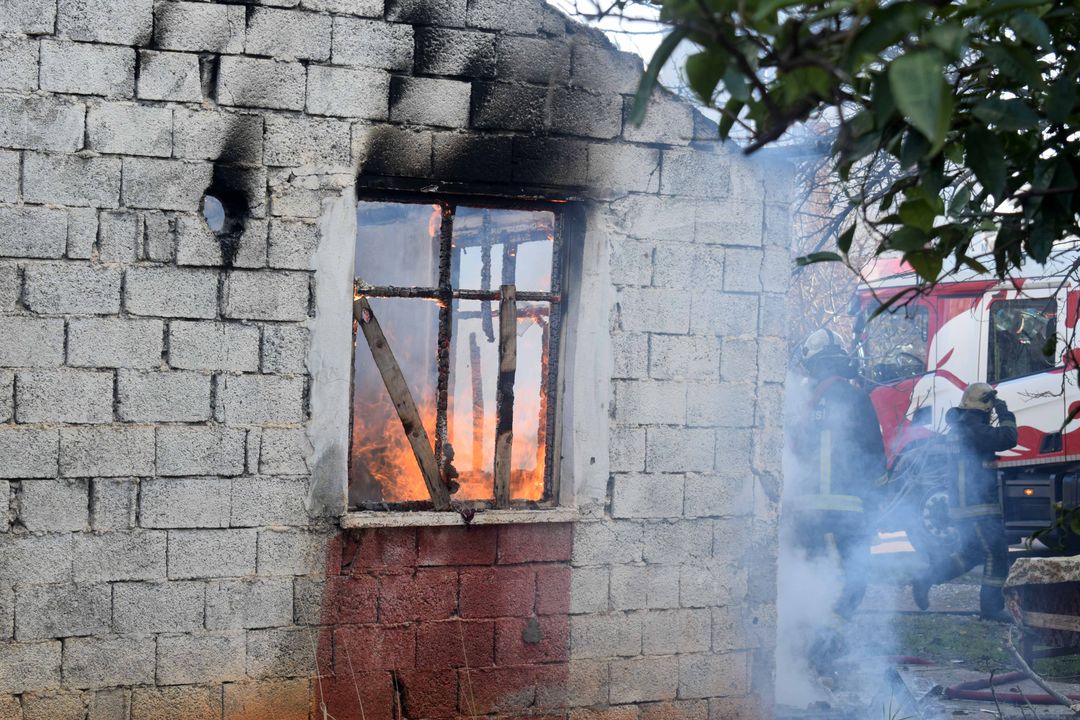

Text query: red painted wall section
(314, 523), (573, 719)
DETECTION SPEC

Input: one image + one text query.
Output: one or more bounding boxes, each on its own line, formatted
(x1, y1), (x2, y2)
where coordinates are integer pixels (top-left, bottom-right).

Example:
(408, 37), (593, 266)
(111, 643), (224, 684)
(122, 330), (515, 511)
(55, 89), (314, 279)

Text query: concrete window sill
(340, 506), (581, 529)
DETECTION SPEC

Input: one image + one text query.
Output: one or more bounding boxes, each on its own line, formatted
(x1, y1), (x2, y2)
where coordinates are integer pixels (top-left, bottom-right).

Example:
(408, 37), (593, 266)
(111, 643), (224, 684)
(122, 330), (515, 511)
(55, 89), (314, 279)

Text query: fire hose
(943, 670), (1080, 704)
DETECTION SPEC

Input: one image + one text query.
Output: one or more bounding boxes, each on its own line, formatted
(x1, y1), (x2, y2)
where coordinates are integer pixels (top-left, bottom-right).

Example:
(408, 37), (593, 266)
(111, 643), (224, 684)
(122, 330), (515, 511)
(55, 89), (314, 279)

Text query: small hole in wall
(203, 194), (227, 233)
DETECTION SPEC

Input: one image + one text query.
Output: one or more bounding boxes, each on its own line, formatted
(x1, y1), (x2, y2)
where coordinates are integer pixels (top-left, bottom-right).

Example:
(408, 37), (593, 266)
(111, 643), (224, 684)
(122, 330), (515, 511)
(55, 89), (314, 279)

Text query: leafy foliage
(630, 0), (1080, 283)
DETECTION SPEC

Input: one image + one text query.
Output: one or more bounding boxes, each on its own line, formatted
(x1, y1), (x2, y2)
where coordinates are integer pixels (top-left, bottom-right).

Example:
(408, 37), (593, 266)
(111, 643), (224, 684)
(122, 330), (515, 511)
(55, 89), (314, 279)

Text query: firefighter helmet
(959, 382), (997, 411)
(801, 328), (849, 364)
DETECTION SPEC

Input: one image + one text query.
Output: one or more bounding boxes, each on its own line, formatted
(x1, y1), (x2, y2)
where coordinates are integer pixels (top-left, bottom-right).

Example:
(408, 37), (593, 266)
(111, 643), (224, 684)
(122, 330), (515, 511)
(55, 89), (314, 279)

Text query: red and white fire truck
(851, 255), (1080, 558)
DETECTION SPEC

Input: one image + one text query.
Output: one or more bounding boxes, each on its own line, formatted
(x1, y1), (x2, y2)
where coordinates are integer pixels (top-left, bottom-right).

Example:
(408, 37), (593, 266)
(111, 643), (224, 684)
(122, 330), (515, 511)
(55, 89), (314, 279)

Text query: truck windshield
(859, 304), (929, 383)
(988, 298), (1057, 383)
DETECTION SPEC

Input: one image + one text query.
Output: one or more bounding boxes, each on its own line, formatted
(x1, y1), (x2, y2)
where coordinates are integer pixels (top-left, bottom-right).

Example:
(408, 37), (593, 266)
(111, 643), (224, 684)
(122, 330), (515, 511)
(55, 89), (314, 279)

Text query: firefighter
(788, 328), (887, 670)
(911, 383), (1017, 621)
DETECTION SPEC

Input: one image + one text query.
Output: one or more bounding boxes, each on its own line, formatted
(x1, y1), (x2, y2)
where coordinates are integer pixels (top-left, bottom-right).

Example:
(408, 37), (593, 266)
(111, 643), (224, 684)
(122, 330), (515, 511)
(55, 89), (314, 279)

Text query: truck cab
(852, 259), (1080, 552)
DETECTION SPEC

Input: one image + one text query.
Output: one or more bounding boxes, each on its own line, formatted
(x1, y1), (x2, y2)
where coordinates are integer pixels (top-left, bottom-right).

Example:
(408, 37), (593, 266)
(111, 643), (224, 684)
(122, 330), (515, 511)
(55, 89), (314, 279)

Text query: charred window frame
(349, 193), (569, 513)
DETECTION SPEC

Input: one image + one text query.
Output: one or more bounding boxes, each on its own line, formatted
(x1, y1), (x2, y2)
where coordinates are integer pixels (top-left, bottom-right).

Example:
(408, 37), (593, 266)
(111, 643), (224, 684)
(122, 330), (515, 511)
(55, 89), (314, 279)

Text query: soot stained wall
(0, 0), (791, 717)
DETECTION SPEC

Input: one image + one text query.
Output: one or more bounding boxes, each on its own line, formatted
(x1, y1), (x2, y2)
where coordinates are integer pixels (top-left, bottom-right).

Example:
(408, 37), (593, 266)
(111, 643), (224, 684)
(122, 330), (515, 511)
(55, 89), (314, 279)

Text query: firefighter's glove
(992, 398), (1009, 415)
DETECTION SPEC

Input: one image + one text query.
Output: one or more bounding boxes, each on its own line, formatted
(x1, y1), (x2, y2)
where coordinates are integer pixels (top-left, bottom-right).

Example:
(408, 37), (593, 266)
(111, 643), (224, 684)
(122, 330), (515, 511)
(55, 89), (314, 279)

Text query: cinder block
(256, 529), (326, 576)
(173, 108), (263, 163)
(63, 636), (155, 689)
(125, 266), (218, 319)
(156, 425), (247, 477)
(66, 208), (99, 260)
(512, 136), (589, 186)
(205, 578), (292, 630)
(387, 0), (465, 26)
(0, 0), (55, 33)
(677, 652), (749, 699)
(223, 270), (308, 321)
(263, 326), (309, 376)
(0, 207), (68, 259)
(142, 211), (176, 262)
(16, 369), (113, 424)
(215, 374), (304, 424)
(60, 426), (155, 478)
(414, 27), (494, 77)
(588, 143), (661, 194)
(301, 0), (382, 14)
(495, 35), (568, 84)
(713, 428), (754, 479)
(570, 612), (641, 659)
(257, 428), (310, 475)
(0, 151), (17, 203)
(331, 17), (413, 70)
(0, 95), (84, 154)
(613, 380), (687, 426)
(18, 479), (90, 532)
(131, 686), (220, 720)
(246, 8), (331, 61)
(0, 371), (11, 424)
(652, 243), (725, 291)
(267, 219), (318, 271)
(660, 148), (734, 199)
(113, 581), (204, 633)
(140, 477), (230, 529)
(353, 124), (433, 178)
(121, 157), (212, 212)
(471, 82), (546, 132)
(96, 211), (139, 263)
(641, 608), (710, 654)
(0, 37), (37, 92)
(40, 40), (135, 98)
(21, 690), (87, 720)
(217, 56), (306, 111)
(684, 474), (752, 519)
(0, 317), (65, 368)
(90, 478), (138, 531)
(0, 641), (61, 693)
(616, 287), (691, 334)
(623, 95), (695, 145)
(58, 0), (152, 45)
(389, 76), (470, 128)
(0, 692), (15, 718)
(610, 564), (680, 611)
(168, 529), (257, 579)
(466, 0), (560, 33)
(572, 521), (642, 566)
(696, 197), (765, 246)
(0, 428), (58, 479)
(264, 115), (351, 169)
(245, 626), (322, 679)
(723, 248), (764, 293)
(643, 519), (713, 563)
(68, 318), (163, 369)
(14, 582), (110, 640)
(610, 656), (679, 703)
(153, 1), (245, 53)
(571, 42), (642, 95)
(570, 567), (608, 614)
(231, 477), (308, 526)
(88, 688), (130, 720)
(613, 474), (684, 519)
(117, 370), (211, 422)
(305, 65), (388, 119)
(691, 293), (759, 337)
(650, 335), (721, 382)
(23, 152), (121, 208)
(432, 132), (511, 182)
(73, 531), (166, 582)
(223, 679), (309, 720)
(137, 50), (201, 102)
(87, 102), (171, 157)
(177, 210), (265, 266)
(24, 263), (120, 315)
(609, 238), (653, 287)
(685, 382), (755, 429)
(168, 321), (259, 372)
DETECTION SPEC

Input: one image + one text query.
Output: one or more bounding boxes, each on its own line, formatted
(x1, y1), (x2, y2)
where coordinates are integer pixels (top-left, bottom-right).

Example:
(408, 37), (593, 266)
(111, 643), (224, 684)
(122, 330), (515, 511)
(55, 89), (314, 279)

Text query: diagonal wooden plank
(493, 284), (517, 508)
(354, 296), (451, 511)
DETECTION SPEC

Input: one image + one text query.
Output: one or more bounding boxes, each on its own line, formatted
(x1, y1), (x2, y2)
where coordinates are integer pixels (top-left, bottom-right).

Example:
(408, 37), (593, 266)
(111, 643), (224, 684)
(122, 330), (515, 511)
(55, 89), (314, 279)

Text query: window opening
(859, 303), (929, 383)
(987, 298), (1057, 384)
(350, 198), (564, 512)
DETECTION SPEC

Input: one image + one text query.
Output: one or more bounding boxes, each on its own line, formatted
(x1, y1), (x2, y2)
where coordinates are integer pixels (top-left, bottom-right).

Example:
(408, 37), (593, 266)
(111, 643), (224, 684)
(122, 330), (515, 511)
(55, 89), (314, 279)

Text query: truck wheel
(904, 484), (960, 564)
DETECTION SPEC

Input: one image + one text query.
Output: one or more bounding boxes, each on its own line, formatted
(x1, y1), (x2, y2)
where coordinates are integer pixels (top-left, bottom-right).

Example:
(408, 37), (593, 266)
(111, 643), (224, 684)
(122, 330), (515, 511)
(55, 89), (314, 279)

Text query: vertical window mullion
(434, 202), (456, 484)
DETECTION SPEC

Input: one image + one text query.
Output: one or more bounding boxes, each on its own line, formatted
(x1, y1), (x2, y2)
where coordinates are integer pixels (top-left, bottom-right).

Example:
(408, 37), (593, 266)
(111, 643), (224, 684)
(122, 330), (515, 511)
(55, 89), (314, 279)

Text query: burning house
(0, 0), (791, 717)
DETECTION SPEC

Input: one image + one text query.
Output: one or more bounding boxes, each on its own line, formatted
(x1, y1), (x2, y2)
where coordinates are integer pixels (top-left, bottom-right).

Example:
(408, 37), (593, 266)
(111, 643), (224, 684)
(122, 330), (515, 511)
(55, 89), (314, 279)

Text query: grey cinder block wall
(0, 0), (791, 717)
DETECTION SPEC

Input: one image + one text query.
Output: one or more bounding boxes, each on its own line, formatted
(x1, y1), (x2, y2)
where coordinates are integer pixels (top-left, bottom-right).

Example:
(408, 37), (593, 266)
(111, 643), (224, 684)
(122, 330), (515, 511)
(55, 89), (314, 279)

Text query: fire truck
(851, 255), (1080, 559)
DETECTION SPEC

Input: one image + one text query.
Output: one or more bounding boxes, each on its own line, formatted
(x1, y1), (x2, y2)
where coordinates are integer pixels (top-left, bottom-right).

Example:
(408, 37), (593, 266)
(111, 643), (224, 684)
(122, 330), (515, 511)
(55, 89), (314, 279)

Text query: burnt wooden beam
(493, 284), (517, 508)
(353, 296), (451, 511)
(469, 332), (484, 472)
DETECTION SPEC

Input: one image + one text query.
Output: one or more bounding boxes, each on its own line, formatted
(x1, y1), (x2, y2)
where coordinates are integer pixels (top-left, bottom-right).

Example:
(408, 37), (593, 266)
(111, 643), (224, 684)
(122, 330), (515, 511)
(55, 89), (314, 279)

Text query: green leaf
(723, 66), (750, 102)
(717, 97), (744, 140)
(926, 23), (969, 58)
(837, 225), (856, 255)
(795, 251), (844, 266)
(959, 255), (991, 274)
(888, 226), (929, 252)
(972, 98), (1040, 131)
(1047, 74), (1077, 123)
(870, 74), (896, 125)
(905, 249), (944, 282)
(629, 28), (689, 126)
(965, 128), (1006, 200)
(849, 3), (922, 64)
(685, 50), (727, 105)
(899, 198), (937, 233)
(1010, 12), (1053, 48)
(981, 43), (1041, 87)
(980, 0), (1052, 17)
(948, 184), (972, 217)
(889, 49), (952, 152)
(751, 0), (806, 21)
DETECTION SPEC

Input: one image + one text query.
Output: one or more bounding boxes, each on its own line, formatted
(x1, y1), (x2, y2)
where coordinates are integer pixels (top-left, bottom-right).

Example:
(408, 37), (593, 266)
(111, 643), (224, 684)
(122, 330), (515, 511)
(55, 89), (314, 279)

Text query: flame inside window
(349, 199), (561, 510)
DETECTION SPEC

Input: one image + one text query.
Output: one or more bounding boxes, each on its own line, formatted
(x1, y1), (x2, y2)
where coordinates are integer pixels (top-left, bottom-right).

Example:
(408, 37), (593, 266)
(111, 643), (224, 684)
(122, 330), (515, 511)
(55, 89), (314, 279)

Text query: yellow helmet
(959, 382), (996, 411)
(801, 328), (848, 364)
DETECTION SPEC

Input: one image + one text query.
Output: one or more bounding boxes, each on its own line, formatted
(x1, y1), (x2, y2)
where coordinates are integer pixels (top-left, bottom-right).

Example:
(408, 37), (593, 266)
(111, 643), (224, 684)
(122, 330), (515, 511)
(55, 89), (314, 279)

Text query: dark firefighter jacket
(790, 376), (887, 516)
(944, 405), (1018, 519)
